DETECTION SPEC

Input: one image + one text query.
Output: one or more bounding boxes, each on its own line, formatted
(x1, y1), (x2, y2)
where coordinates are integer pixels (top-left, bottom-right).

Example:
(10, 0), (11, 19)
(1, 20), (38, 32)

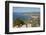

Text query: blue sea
(13, 13), (30, 21)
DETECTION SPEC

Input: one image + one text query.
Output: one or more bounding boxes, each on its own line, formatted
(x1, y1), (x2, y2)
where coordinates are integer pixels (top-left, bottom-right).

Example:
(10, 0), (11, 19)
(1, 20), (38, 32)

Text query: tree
(13, 17), (25, 27)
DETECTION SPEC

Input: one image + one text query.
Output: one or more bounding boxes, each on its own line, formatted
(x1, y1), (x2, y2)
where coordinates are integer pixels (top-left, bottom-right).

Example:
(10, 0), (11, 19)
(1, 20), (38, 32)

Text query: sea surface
(13, 13), (30, 21)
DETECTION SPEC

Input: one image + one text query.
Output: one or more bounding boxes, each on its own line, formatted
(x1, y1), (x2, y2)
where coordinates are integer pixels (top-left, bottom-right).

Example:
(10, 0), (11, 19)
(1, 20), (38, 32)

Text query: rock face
(26, 23), (31, 27)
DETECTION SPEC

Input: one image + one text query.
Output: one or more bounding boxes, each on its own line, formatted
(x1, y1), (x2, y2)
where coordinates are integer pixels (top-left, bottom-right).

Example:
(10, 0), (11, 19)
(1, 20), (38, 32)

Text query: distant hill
(14, 12), (40, 14)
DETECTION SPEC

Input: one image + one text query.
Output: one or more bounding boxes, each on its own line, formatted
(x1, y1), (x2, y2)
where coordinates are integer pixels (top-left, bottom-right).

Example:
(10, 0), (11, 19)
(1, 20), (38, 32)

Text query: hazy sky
(13, 7), (40, 13)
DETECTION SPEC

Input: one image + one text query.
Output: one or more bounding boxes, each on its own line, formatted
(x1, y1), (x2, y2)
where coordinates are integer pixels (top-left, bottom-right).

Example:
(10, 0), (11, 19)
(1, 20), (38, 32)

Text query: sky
(13, 7), (40, 13)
